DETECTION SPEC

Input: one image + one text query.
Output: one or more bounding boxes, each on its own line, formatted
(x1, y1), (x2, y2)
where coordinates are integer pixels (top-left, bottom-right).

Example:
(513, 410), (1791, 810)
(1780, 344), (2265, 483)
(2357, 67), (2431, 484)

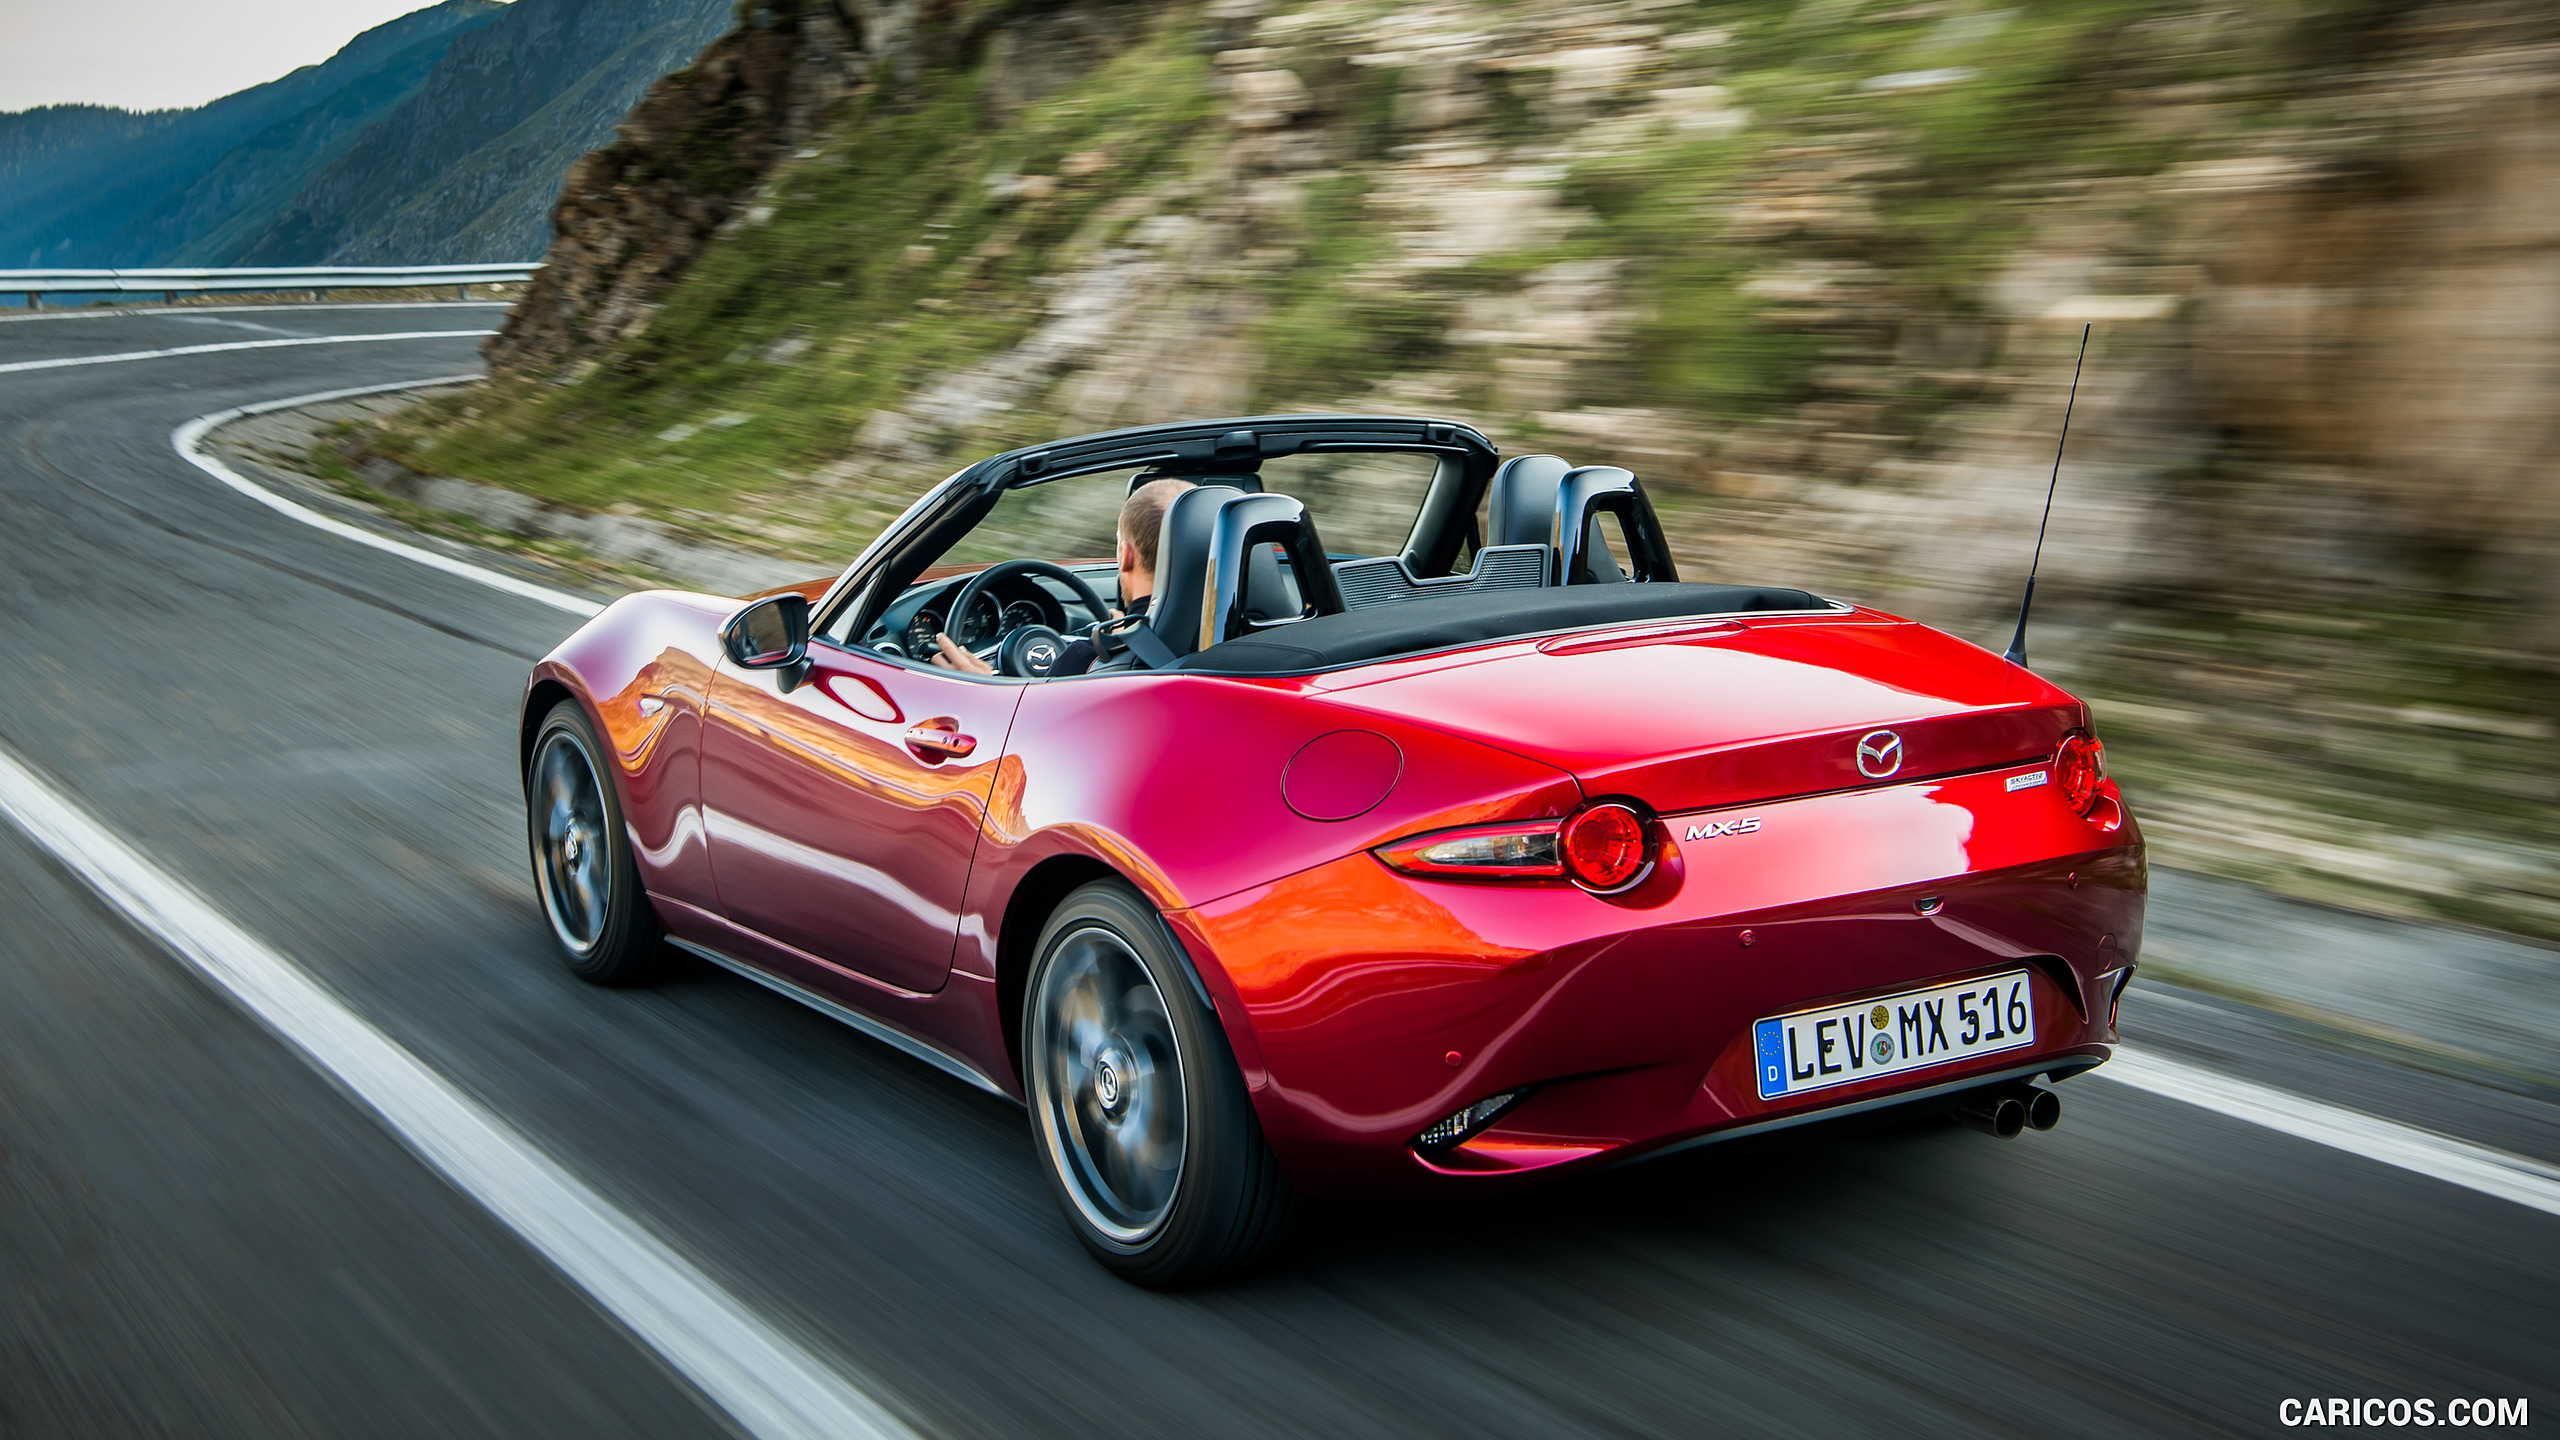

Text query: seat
(1552, 466), (1678, 585)
(1136, 487), (1344, 664)
(1479, 456), (1679, 585)
(1242, 540), (1302, 623)
(1204, 493), (1341, 644)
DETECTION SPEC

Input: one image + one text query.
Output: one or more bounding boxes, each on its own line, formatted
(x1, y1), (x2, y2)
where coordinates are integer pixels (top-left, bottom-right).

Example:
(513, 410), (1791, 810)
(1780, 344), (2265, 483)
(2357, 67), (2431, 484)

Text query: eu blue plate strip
(1753, 1018), (1788, 1100)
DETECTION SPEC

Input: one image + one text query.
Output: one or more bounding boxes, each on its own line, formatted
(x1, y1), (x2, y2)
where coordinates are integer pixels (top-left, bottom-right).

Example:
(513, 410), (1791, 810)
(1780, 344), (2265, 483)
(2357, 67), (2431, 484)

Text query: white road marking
(173, 377), (603, 617)
(2100, 1047), (2560, 1218)
(0, 330), (494, 375)
(164, 314), (312, 338)
(0, 743), (921, 1440)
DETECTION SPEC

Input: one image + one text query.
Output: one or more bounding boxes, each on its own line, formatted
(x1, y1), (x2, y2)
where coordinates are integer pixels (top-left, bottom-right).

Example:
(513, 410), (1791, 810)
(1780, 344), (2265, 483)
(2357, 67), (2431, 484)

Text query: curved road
(1, 305), (2551, 1438)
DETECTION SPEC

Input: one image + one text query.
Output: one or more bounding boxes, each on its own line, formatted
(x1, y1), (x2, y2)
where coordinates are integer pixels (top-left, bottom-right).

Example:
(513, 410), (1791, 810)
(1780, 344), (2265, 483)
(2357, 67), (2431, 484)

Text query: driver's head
(1117, 478), (1187, 604)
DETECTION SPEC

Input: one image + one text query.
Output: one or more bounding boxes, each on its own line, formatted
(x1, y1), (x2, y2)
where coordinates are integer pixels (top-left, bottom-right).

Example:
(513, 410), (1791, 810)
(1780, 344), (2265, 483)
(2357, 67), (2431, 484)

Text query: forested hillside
(0, 0), (730, 269)
(375, 0), (2560, 942)
(0, 0), (501, 267)
(227, 0), (739, 265)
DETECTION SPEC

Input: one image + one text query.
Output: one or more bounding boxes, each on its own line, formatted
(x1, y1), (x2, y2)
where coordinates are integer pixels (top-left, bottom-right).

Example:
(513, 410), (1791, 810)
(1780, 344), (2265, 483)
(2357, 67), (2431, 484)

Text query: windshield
(936, 449), (1443, 573)
(940, 465), (1138, 570)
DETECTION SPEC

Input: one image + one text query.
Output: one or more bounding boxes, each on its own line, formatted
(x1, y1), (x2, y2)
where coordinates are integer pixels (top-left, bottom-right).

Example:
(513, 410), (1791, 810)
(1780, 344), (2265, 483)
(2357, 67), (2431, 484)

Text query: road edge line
(171, 376), (604, 618)
(0, 743), (921, 1440)
(0, 329), (495, 375)
(2100, 1047), (2560, 1218)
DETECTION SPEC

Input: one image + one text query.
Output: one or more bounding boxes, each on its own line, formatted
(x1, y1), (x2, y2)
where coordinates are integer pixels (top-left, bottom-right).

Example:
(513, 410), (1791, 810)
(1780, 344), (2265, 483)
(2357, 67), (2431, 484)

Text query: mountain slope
(0, 0), (503, 267)
(0, 0), (731, 270)
(228, 0), (736, 266)
(0, 106), (190, 213)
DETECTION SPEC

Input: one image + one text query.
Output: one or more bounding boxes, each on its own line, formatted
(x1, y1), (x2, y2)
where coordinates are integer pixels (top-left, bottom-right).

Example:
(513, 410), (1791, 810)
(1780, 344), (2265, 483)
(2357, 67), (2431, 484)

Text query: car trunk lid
(1313, 614), (2085, 814)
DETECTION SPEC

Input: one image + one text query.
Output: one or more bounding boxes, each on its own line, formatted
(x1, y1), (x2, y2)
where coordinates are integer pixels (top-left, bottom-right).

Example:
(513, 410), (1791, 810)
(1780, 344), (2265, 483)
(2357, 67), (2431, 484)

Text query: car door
(700, 639), (1023, 994)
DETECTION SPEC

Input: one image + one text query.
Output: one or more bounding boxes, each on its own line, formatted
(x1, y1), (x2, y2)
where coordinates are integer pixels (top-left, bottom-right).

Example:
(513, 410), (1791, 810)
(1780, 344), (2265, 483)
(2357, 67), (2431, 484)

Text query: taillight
(1559, 802), (1650, 891)
(1376, 801), (1657, 893)
(2054, 732), (2102, 815)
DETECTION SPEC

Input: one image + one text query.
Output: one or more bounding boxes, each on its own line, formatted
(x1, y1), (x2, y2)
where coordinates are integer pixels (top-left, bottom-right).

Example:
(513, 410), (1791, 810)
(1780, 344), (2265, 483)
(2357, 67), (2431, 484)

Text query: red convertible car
(521, 415), (2143, 1285)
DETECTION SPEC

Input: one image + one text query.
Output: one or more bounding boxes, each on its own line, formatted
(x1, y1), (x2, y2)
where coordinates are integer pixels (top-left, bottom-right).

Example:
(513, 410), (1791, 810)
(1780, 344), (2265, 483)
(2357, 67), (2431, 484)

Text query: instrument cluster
(899, 591), (1057, 658)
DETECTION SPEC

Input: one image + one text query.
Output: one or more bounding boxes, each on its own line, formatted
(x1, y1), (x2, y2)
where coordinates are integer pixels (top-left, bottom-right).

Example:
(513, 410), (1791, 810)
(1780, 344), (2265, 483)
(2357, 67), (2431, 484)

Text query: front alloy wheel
(1024, 881), (1296, 1285)
(526, 699), (663, 984)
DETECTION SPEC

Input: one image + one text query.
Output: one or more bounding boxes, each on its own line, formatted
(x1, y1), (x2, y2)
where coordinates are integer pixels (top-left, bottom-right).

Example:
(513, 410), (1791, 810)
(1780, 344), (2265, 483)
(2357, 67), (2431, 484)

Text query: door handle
(904, 725), (976, 759)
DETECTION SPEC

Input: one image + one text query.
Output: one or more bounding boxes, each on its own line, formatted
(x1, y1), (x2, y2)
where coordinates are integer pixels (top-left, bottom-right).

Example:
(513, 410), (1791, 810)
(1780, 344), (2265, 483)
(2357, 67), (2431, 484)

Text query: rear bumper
(1175, 768), (2145, 1198)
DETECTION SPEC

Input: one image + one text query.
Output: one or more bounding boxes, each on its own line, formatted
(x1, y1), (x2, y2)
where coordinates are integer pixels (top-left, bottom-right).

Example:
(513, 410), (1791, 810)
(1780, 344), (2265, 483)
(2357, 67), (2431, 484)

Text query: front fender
(524, 591), (733, 911)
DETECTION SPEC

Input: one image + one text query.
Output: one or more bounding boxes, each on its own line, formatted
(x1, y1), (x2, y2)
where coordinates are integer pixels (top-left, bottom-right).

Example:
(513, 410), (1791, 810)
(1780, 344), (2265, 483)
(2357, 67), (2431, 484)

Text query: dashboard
(863, 566), (1115, 661)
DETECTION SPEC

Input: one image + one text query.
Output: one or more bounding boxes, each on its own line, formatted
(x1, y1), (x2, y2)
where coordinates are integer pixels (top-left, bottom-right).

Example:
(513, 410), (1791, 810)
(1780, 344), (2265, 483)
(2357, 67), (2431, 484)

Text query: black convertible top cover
(1173, 582), (1835, 675)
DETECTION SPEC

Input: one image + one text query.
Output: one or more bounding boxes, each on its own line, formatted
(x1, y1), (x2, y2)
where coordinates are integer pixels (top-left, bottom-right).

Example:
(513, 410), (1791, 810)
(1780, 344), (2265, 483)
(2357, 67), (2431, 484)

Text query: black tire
(525, 699), (665, 985)
(1023, 880), (1298, 1286)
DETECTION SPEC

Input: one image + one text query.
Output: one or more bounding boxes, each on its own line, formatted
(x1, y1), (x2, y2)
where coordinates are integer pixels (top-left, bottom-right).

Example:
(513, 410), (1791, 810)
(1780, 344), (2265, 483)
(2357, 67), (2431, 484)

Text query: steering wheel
(945, 559), (1115, 677)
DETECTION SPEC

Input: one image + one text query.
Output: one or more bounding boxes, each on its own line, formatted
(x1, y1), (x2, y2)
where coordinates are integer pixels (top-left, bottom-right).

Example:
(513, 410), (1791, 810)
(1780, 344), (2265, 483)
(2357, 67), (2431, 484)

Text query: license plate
(1753, 970), (2034, 1101)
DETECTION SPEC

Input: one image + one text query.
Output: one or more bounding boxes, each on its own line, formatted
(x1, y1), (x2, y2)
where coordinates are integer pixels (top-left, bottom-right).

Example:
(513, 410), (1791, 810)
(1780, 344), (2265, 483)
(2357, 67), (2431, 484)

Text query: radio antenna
(2002, 323), (2090, 669)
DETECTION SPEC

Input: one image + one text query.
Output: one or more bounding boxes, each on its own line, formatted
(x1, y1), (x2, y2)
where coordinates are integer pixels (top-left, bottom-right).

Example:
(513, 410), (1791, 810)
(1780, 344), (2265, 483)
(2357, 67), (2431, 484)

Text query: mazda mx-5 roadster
(520, 414), (2143, 1285)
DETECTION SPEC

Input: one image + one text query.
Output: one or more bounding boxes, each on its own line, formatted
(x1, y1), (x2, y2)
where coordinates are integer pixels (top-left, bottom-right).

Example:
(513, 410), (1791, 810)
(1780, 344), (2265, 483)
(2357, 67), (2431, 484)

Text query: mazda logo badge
(1856, 729), (1904, 778)
(1026, 643), (1058, 673)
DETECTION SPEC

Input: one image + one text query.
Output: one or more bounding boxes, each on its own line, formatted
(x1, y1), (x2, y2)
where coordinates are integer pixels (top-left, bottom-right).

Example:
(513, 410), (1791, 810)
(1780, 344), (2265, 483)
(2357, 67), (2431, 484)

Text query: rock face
(2181, 84), (2560, 652)
(442, 0), (2560, 935)
(484, 0), (871, 374)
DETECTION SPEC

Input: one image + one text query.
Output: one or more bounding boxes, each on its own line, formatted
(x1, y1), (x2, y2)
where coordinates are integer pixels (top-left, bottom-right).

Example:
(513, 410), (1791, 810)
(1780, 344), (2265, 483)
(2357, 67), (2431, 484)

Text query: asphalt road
(1, 305), (2552, 1439)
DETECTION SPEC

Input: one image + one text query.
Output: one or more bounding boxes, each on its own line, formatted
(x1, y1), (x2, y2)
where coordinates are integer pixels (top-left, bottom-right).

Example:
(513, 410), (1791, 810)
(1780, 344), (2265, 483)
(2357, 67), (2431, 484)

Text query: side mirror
(722, 593), (811, 671)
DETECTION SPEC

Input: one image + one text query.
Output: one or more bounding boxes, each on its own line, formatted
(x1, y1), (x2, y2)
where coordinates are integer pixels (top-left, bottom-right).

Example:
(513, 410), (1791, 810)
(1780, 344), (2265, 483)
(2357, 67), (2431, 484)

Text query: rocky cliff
(407, 0), (2560, 938)
(487, 0), (871, 374)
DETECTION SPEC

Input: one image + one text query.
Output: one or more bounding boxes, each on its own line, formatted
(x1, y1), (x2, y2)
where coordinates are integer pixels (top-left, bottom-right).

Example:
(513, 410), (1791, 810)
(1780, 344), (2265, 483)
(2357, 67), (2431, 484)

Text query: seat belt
(1087, 615), (1182, 671)
(1120, 625), (1180, 671)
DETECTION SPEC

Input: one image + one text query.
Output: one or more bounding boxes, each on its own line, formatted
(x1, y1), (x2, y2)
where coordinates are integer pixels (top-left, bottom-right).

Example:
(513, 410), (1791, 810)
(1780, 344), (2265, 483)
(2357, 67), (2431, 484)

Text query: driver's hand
(931, 632), (995, 675)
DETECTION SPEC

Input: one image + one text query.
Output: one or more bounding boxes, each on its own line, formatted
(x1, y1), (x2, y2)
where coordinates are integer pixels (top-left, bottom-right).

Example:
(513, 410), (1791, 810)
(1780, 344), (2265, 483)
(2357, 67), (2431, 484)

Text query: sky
(0, 1), (489, 114)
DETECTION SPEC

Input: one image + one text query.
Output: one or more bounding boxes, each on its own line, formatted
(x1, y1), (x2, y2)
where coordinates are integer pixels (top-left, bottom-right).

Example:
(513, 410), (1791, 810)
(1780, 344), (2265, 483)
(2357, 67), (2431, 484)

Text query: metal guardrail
(1, 264), (539, 307)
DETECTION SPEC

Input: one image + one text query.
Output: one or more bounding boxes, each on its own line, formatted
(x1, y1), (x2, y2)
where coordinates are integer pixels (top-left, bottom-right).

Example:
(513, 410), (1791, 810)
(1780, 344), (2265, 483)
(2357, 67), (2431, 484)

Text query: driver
(932, 477), (1187, 677)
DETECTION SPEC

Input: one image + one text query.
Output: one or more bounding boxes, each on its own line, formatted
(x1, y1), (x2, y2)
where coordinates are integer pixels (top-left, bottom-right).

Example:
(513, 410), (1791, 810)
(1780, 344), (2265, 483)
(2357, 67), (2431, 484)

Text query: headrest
(1484, 454), (1572, 549)
(1146, 487), (1346, 660)
(1202, 492), (1343, 651)
(1243, 541), (1300, 623)
(1145, 484), (1245, 660)
(1554, 465), (1680, 584)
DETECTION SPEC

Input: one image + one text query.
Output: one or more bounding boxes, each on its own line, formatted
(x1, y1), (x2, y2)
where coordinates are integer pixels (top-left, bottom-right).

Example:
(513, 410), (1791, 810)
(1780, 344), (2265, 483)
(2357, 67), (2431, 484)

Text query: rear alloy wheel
(527, 699), (664, 984)
(1025, 881), (1297, 1286)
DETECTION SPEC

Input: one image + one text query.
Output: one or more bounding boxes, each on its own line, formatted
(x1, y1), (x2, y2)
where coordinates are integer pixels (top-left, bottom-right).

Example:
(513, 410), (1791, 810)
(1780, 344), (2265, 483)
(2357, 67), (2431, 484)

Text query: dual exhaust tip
(1953, 1081), (2060, 1139)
